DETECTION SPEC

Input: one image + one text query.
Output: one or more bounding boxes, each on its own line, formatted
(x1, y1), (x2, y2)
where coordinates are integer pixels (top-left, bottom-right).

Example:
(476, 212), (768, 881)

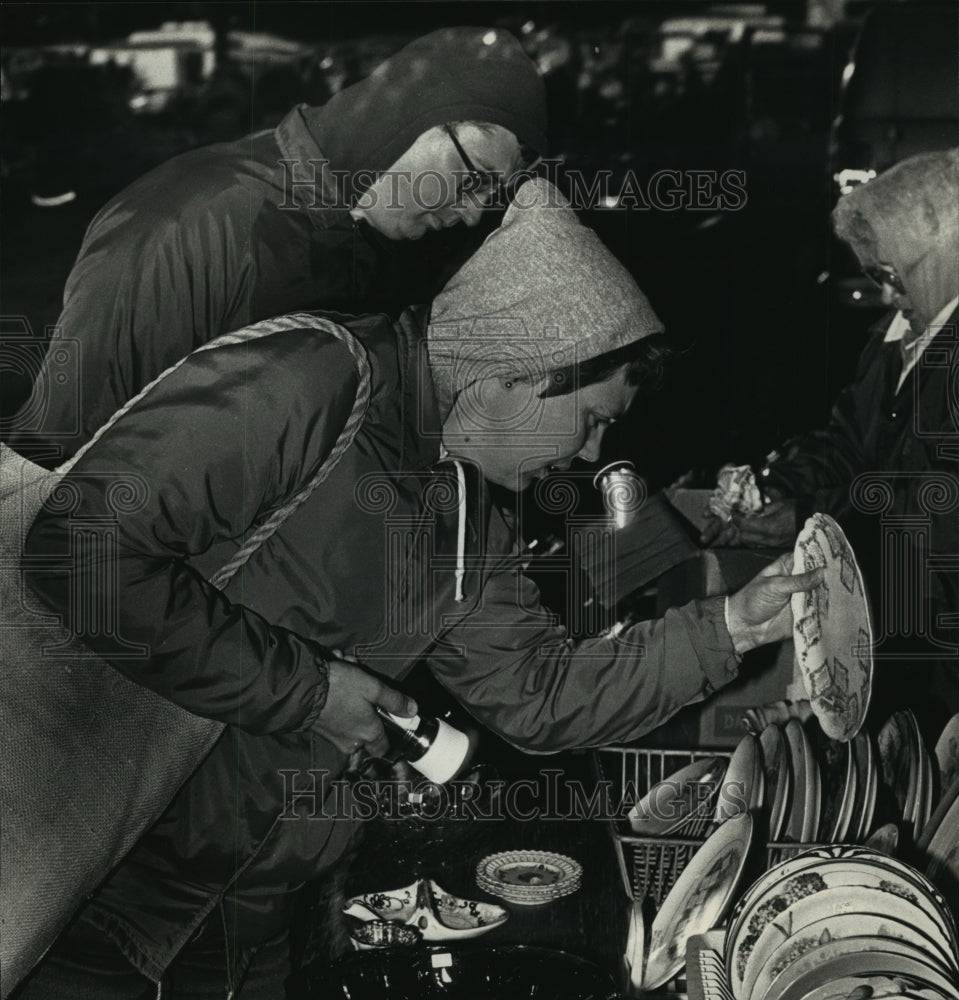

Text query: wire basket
(594, 746), (824, 906)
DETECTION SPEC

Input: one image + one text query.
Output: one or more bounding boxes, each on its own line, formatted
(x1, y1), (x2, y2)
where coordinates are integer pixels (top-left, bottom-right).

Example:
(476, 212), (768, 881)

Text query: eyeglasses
(863, 263), (906, 296)
(444, 124), (507, 204)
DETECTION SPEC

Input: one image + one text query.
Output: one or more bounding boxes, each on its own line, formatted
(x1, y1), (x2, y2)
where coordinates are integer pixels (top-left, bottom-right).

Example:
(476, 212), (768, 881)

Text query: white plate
(475, 851), (582, 906)
(849, 728), (878, 843)
(760, 723), (794, 842)
(725, 846), (959, 987)
(865, 822), (900, 856)
(791, 513), (873, 741)
(915, 726), (935, 842)
(624, 898), (646, 991)
(737, 882), (957, 1000)
(801, 975), (951, 1000)
(627, 756), (726, 835)
(809, 727), (856, 843)
(925, 790), (959, 901)
(747, 909), (957, 1000)
(343, 878), (508, 941)
(715, 734), (765, 822)
(783, 718), (821, 843)
(879, 711), (920, 827)
(762, 937), (959, 1000)
(935, 713), (959, 795)
(645, 813), (754, 991)
(919, 773), (959, 853)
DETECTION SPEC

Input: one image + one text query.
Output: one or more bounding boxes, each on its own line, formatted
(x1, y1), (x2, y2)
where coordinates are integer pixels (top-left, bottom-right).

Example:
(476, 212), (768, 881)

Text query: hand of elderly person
(725, 553), (824, 655)
(700, 498), (798, 548)
(315, 658), (418, 758)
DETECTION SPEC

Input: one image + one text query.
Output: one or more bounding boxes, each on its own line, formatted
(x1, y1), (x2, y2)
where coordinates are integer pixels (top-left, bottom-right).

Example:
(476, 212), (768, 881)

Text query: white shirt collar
(883, 297), (959, 343)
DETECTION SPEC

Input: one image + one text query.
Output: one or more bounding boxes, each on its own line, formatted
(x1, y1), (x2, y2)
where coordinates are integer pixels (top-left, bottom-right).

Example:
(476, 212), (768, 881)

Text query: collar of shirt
(884, 296), (959, 393)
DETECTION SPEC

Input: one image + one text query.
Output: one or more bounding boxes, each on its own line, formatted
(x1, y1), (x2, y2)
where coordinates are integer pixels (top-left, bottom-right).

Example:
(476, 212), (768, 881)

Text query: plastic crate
(594, 746), (824, 906)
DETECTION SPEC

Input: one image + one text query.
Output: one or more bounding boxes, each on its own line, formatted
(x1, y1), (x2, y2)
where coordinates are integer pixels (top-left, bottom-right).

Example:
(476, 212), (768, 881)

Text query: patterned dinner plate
(791, 514), (873, 742)
(878, 711), (921, 830)
(759, 723), (794, 842)
(800, 974), (953, 1000)
(783, 718), (821, 844)
(737, 884), (957, 1000)
(934, 713), (959, 795)
(762, 939), (959, 1000)
(715, 734), (765, 823)
(748, 911), (956, 1000)
(645, 813), (754, 991)
(725, 846), (959, 990)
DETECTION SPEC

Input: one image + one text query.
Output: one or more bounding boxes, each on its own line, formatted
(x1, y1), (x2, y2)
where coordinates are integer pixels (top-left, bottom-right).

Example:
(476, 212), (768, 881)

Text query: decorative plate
(935, 713), (959, 795)
(849, 727), (878, 843)
(715, 734), (765, 823)
(747, 910), (956, 1000)
(791, 513), (873, 741)
(737, 883), (956, 1000)
(628, 756), (726, 835)
(644, 813), (754, 991)
(783, 717), (821, 843)
(761, 938), (959, 1000)
(759, 723), (794, 842)
(800, 975), (952, 1000)
(343, 878), (508, 942)
(475, 851), (582, 906)
(878, 710), (921, 828)
(725, 847), (959, 993)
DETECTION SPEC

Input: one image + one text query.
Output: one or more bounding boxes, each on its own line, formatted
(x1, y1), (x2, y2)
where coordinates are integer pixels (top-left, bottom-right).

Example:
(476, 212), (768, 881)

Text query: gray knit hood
(426, 179), (664, 417)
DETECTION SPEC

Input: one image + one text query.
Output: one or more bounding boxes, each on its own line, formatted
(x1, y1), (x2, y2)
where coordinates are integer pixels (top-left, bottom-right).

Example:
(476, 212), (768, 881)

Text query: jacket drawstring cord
(452, 459), (467, 602)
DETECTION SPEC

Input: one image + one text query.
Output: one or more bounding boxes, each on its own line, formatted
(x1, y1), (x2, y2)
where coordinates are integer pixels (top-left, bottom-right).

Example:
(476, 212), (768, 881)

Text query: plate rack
(594, 746), (825, 907)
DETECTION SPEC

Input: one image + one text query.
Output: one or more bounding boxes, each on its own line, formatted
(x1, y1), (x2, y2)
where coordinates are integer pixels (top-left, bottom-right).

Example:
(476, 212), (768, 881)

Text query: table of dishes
(289, 515), (959, 1000)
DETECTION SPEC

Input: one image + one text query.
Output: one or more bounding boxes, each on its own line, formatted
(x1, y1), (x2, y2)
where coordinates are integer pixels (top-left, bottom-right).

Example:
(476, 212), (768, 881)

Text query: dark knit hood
(298, 27), (546, 201)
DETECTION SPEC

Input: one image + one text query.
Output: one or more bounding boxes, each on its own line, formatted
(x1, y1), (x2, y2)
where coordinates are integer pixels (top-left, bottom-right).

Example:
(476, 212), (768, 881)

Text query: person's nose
(880, 282), (898, 307)
(576, 424), (606, 464)
(451, 200), (485, 227)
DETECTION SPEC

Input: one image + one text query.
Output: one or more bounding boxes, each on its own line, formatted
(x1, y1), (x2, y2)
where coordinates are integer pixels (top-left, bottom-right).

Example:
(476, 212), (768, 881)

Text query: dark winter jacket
(12, 28), (547, 464)
(24, 308), (740, 980)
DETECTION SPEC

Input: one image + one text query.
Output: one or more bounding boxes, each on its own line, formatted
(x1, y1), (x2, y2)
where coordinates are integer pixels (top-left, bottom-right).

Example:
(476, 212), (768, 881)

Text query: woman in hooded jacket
(20, 180), (821, 997)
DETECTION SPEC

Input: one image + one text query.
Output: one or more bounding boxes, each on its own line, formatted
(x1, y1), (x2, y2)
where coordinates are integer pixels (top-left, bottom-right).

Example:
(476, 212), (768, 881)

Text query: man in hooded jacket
(19, 181), (821, 997)
(9, 27), (545, 467)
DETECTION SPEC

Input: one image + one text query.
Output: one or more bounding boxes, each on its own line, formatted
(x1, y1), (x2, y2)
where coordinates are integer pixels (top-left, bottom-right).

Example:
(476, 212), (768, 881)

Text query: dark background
(2, 0), (956, 486)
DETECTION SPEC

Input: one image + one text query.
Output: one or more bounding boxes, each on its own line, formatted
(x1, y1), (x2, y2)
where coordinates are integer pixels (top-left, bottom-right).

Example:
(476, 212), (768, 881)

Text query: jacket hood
(298, 27), (546, 201)
(426, 179), (664, 418)
(832, 148), (959, 329)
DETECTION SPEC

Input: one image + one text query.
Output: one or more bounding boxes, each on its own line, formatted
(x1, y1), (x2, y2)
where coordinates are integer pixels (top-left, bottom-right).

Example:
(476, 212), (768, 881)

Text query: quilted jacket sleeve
(427, 550), (741, 752)
(24, 329), (359, 735)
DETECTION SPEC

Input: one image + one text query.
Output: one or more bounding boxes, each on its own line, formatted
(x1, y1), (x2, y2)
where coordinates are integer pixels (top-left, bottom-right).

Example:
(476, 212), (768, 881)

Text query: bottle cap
(415, 718), (470, 784)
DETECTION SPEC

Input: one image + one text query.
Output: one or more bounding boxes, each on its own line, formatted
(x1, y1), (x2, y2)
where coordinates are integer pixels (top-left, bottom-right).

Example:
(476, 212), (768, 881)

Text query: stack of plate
(475, 850), (582, 906)
(877, 710), (935, 842)
(723, 845), (959, 1000)
(628, 756), (728, 836)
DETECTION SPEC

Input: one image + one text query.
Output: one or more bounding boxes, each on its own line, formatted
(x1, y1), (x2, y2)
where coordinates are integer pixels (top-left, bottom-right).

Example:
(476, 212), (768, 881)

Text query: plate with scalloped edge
(791, 513), (873, 742)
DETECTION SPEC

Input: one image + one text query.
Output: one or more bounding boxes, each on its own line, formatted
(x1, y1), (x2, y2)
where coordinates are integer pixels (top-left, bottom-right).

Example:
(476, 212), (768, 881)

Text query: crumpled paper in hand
(707, 464), (764, 522)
